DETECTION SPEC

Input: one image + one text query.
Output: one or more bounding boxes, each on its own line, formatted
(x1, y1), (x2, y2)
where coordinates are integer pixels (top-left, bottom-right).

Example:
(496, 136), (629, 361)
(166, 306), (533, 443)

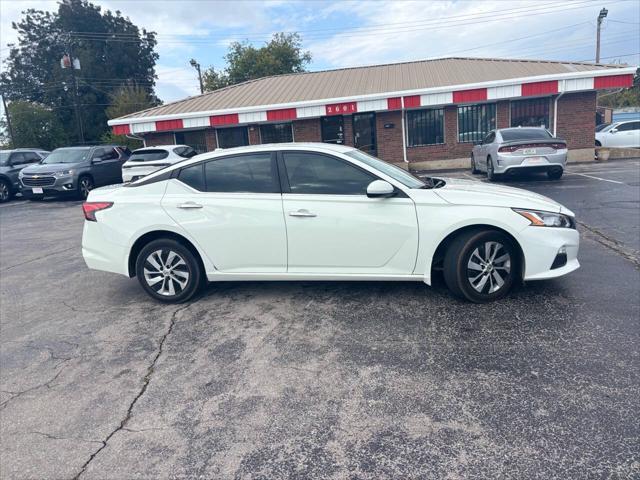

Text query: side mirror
(367, 180), (395, 198)
(610, 129), (617, 134)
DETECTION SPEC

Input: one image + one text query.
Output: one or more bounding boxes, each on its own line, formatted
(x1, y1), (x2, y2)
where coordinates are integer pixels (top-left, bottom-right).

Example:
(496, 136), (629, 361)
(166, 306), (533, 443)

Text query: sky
(0, 0), (638, 104)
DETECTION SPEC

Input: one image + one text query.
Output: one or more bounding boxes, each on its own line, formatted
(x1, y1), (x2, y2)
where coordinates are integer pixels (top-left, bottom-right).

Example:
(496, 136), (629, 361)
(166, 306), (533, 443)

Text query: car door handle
(177, 202), (203, 209)
(289, 209), (317, 217)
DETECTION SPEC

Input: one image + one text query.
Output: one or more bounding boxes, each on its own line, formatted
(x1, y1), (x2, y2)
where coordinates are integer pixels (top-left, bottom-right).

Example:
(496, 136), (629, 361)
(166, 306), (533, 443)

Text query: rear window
(129, 149), (170, 162)
(500, 129), (552, 141)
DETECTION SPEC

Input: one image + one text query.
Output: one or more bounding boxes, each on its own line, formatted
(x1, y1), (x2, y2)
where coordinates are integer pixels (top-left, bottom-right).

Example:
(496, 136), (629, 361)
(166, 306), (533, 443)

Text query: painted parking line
(564, 172), (625, 184)
(0, 201), (29, 209)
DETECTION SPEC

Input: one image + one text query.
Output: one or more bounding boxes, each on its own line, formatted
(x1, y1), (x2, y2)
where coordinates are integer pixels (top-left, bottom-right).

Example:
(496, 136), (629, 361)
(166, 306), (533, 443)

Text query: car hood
(424, 177), (573, 215)
(22, 162), (84, 173)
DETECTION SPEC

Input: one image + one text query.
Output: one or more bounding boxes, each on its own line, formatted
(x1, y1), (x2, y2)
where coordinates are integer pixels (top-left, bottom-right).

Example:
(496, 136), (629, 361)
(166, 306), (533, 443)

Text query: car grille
(22, 176), (56, 187)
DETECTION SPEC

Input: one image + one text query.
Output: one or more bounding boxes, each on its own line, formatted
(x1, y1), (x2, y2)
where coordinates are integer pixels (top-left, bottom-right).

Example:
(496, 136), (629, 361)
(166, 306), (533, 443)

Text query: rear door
(161, 152), (287, 273)
(280, 151), (418, 274)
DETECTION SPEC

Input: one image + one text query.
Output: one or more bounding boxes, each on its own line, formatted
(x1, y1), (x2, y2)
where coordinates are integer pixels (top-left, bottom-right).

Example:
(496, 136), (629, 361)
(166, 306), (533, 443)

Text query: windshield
(42, 148), (91, 164)
(129, 149), (170, 162)
(345, 149), (426, 189)
(500, 128), (552, 141)
(0, 152), (9, 166)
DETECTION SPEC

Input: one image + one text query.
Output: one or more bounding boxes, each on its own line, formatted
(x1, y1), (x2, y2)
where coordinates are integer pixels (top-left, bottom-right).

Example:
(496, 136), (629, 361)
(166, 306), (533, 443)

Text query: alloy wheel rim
(467, 241), (511, 294)
(0, 183), (8, 201)
(143, 249), (190, 296)
(81, 179), (92, 198)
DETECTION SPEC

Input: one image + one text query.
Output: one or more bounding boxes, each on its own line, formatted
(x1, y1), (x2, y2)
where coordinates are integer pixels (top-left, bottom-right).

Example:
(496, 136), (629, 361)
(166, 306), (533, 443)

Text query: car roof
(0, 148), (49, 152)
(137, 142), (358, 183)
(498, 127), (547, 132)
(133, 145), (190, 152)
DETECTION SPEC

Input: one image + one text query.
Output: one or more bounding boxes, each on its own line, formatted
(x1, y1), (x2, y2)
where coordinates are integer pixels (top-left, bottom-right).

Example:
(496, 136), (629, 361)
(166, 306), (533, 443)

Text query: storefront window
(511, 98), (550, 128)
(260, 123), (293, 144)
(406, 108), (444, 146)
(457, 104), (496, 144)
(217, 127), (249, 148)
(175, 130), (207, 153)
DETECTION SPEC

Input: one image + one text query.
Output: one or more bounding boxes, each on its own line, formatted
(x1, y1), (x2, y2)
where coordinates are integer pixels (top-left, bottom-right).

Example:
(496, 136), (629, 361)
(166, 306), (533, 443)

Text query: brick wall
(293, 118), (321, 142)
(375, 111), (404, 163)
(343, 115), (354, 147)
(144, 131), (175, 146)
(497, 100), (510, 129)
(204, 129), (217, 151)
(556, 91), (596, 149)
(248, 125), (260, 145)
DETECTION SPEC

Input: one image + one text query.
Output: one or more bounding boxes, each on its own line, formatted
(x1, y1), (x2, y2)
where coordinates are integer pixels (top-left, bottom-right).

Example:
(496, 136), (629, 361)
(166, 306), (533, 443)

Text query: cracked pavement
(1, 160), (639, 479)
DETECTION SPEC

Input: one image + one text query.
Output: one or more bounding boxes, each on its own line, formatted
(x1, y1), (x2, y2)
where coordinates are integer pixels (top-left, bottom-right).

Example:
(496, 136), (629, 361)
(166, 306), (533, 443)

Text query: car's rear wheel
(78, 175), (94, 200)
(470, 154), (480, 174)
(443, 230), (519, 303)
(135, 239), (202, 303)
(0, 179), (12, 203)
(547, 168), (563, 180)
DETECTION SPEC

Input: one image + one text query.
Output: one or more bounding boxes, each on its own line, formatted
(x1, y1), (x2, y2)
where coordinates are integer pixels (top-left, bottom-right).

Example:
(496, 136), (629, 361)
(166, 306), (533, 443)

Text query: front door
(162, 152), (287, 273)
(352, 112), (377, 156)
(321, 116), (345, 144)
(279, 151), (418, 274)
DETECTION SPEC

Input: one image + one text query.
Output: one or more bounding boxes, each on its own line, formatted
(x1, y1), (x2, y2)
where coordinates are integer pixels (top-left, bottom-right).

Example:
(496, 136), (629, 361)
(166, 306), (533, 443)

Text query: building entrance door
(321, 116), (345, 144)
(352, 112), (377, 156)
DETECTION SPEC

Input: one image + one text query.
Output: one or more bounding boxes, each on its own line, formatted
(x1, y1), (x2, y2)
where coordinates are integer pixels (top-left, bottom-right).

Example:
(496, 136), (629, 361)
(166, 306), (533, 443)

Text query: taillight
(551, 143), (567, 150)
(498, 145), (519, 153)
(82, 202), (113, 221)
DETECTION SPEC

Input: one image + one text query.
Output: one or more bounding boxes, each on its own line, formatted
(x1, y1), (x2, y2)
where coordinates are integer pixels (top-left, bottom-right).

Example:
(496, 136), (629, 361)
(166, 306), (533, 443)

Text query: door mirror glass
(366, 180), (395, 198)
(610, 129), (617, 134)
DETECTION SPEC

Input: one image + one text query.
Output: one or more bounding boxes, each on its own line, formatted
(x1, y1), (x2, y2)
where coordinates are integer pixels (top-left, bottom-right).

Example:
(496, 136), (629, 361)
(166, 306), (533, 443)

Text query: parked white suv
(121, 145), (197, 183)
(595, 120), (640, 148)
(82, 143), (579, 304)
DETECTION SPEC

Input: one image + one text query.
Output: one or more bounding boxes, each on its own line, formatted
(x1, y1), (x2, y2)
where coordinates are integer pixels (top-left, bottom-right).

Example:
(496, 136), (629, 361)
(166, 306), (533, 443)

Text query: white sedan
(595, 120), (640, 148)
(121, 145), (197, 183)
(82, 143), (579, 303)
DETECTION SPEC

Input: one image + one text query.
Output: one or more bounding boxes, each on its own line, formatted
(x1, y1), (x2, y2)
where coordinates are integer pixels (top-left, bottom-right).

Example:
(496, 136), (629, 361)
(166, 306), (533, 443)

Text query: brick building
(108, 57), (636, 170)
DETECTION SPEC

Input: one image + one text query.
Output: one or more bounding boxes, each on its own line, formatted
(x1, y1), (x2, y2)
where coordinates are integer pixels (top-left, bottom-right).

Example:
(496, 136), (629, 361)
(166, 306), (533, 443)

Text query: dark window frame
(260, 122), (294, 144)
(406, 108), (445, 147)
(277, 150), (381, 196)
(457, 103), (497, 144)
(510, 98), (551, 129)
(216, 126), (249, 149)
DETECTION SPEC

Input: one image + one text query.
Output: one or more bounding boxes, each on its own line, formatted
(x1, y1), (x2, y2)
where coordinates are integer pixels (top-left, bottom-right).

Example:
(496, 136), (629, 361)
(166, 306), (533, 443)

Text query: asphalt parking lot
(1, 159), (639, 479)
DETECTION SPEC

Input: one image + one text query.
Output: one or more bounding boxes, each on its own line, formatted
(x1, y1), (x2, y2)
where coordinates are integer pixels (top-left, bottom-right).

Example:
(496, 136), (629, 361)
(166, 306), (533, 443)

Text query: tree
(203, 33), (311, 91)
(0, 0), (158, 144)
(0, 101), (68, 150)
(598, 67), (640, 108)
(100, 84), (156, 149)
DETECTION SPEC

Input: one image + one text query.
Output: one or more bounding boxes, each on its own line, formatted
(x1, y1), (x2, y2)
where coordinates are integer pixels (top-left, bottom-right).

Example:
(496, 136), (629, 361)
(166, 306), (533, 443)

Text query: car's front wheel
(443, 229), (519, 302)
(0, 178), (12, 203)
(135, 239), (203, 303)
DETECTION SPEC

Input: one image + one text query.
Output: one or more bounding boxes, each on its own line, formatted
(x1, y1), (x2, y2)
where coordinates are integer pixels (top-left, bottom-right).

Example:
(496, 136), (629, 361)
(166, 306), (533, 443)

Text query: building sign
(325, 102), (357, 115)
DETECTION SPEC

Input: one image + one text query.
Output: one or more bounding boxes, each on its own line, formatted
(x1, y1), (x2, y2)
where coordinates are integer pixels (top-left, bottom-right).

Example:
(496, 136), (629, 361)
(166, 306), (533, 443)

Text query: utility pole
(61, 34), (85, 144)
(190, 59), (204, 94)
(1, 92), (15, 147)
(596, 8), (608, 63)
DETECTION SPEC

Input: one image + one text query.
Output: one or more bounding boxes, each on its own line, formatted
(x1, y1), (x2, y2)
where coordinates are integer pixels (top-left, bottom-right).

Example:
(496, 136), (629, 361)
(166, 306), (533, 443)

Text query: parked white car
(82, 143), (579, 303)
(121, 145), (197, 183)
(595, 120), (640, 148)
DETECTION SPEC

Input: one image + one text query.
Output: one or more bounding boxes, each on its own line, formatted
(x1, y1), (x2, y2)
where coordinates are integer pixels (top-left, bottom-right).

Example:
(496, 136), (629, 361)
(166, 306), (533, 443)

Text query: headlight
(53, 169), (74, 178)
(513, 209), (575, 228)
(18, 171), (25, 179)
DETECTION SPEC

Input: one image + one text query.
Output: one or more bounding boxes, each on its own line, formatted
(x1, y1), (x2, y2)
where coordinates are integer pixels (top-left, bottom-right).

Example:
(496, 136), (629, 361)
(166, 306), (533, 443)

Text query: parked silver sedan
(471, 127), (567, 181)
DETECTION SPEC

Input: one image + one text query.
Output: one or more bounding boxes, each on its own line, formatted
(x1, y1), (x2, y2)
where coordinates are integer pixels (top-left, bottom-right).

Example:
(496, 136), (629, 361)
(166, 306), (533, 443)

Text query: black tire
(487, 157), (498, 181)
(443, 229), (519, 303)
(0, 178), (12, 203)
(547, 169), (563, 180)
(135, 238), (203, 303)
(77, 175), (94, 200)
(471, 154), (480, 174)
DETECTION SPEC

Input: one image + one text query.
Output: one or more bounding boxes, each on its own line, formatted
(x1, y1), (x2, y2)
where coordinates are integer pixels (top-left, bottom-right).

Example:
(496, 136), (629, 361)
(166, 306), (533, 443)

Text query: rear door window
(205, 153), (278, 193)
(129, 150), (170, 162)
(618, 122), (639, 132)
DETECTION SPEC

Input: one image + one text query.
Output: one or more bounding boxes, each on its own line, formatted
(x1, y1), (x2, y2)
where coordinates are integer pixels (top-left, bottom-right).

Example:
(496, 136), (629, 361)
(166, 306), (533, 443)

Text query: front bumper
(494, 151), (567, 175)
(20, 175), (77, 196)
(519, 226), (580, 281)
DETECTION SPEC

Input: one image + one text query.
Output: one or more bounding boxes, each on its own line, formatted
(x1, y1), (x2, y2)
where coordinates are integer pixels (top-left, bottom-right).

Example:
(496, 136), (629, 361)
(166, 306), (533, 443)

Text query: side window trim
(176, 151), (281, 194)
(278, 150), (381, 196)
